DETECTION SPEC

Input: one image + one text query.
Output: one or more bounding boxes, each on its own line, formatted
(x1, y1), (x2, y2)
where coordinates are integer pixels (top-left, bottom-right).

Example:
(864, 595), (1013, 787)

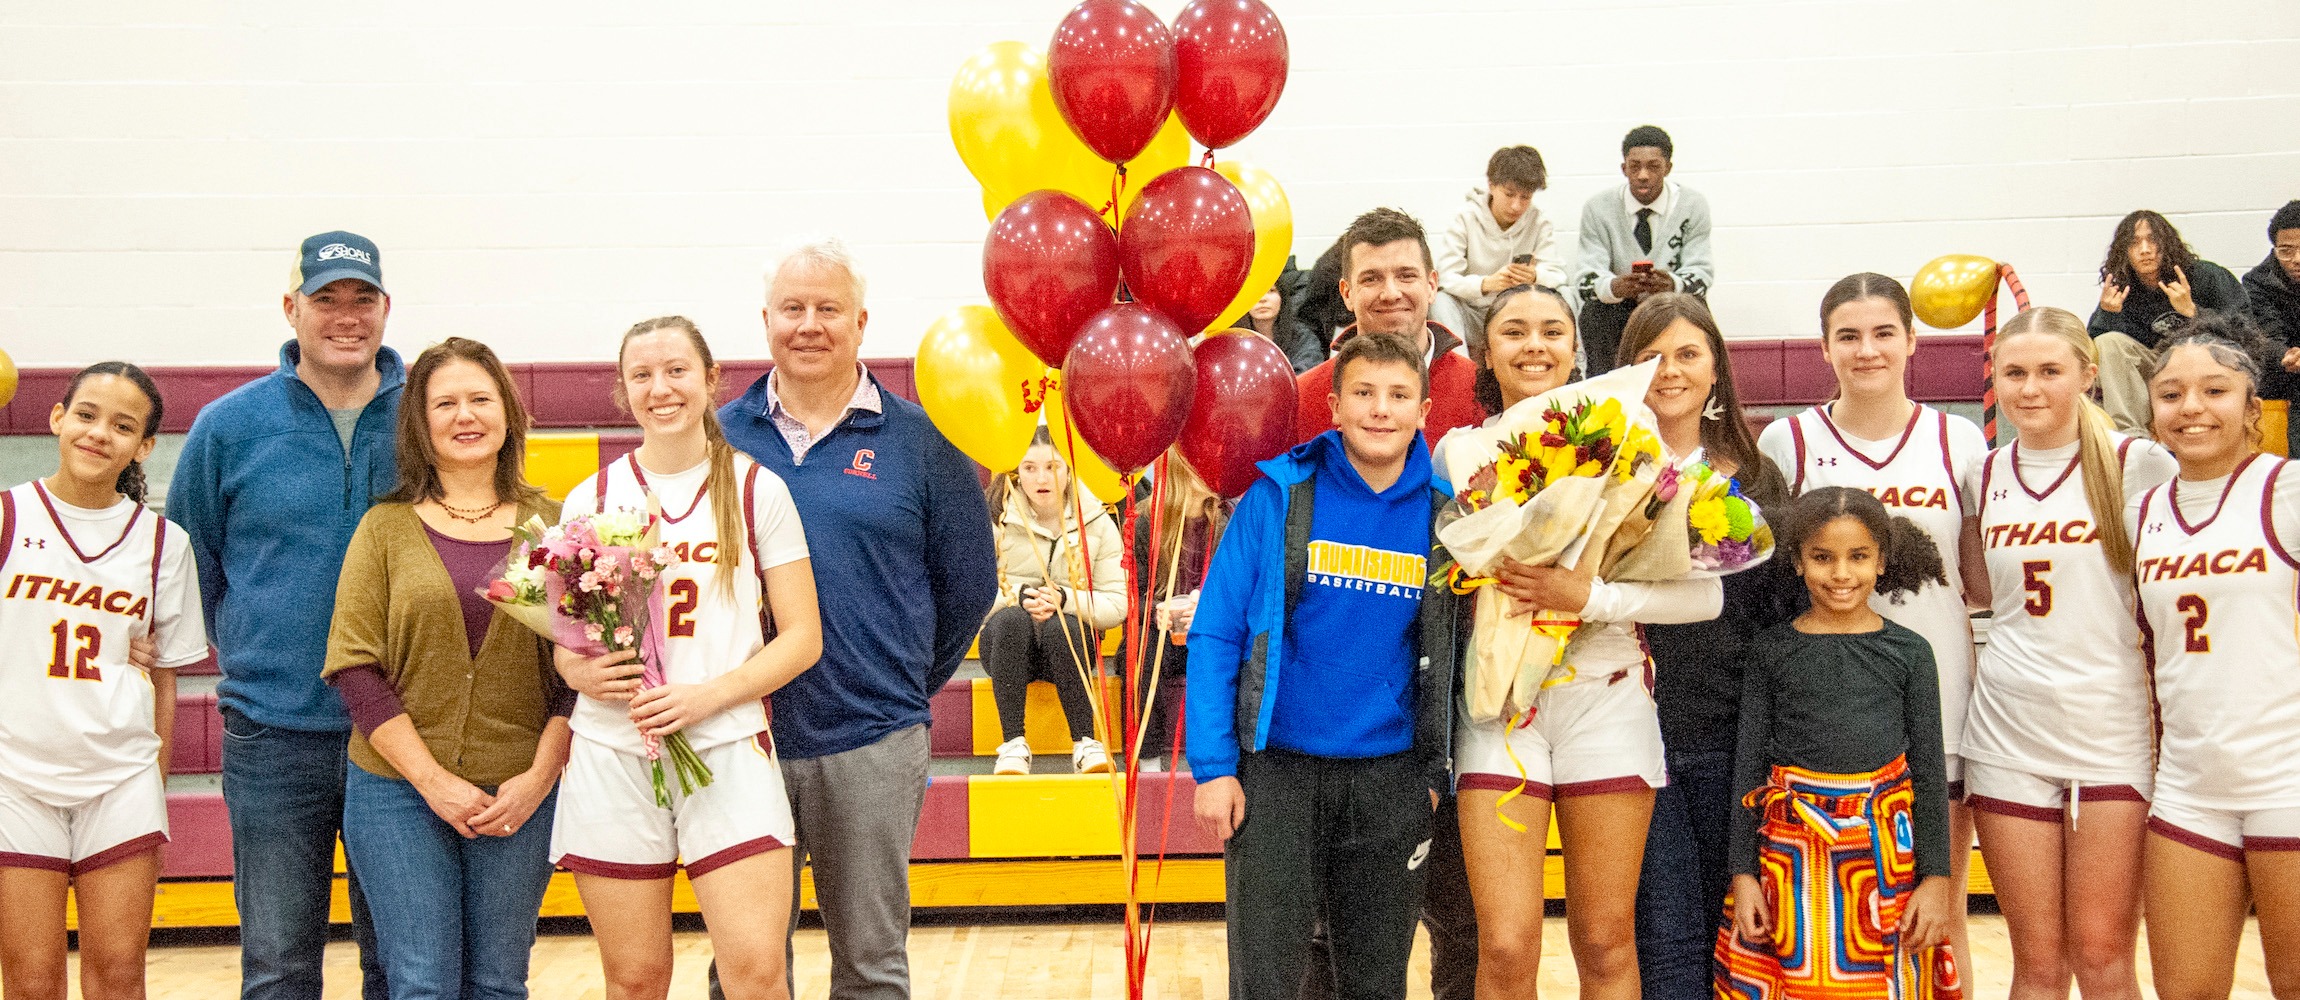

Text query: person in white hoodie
(1432, 146), (1564, 342)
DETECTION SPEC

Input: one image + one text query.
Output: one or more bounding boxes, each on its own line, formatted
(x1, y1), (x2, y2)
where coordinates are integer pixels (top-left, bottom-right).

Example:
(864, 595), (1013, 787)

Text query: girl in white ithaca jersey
(1756, 272), (1991, 973)
(1966, 307), (2175, 1000)
(552, 317), (822, 1000)
(0, 364), (206, 999)
(2125, 315), (2300, 1000)
(1441, 287), (1724, 1000)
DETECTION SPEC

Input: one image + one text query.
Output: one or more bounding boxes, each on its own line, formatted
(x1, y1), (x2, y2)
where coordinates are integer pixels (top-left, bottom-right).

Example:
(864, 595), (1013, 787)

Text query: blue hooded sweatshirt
(1185, 429), (1453, 782)
(167, 341), (404, 732)
(717, 372), (998, 760)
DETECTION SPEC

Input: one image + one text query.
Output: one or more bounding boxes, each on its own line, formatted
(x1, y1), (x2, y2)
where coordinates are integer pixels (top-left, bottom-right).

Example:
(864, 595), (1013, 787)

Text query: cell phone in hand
(1631, 260), (1654, 275)
(1512, 253), (1533, 265)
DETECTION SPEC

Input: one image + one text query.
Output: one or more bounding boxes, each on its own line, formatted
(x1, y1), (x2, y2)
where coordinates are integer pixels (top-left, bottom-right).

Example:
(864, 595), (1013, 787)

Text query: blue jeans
(220, 708), (387, 1000)
(1635, 749), (1735, 1000)
(343, 765), (557, 1000)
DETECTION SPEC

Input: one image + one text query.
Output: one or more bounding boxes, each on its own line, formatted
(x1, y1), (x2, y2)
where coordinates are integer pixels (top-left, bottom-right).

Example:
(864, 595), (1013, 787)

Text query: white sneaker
(993, 737), (1032, 775)
(1072, 738), (1113, 774)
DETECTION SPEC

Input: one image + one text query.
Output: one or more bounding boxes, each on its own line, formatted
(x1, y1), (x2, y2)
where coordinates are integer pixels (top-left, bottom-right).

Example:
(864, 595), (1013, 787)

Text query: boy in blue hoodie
(1188, 332), (1461, 1000)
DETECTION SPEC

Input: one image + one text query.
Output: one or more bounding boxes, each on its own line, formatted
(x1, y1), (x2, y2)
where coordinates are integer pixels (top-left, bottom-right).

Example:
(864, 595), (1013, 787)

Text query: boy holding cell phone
(1572, 124), (1715, 375)
(1432, 145), (1564, 339)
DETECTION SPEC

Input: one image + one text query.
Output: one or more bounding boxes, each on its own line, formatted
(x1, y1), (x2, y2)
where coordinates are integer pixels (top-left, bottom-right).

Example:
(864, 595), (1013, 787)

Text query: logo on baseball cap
(290, 231), (386, 297)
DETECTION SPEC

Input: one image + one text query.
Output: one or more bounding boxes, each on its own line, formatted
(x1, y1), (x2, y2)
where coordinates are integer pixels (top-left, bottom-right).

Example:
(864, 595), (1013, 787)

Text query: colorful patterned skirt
(1714, 755), (1962, 1000)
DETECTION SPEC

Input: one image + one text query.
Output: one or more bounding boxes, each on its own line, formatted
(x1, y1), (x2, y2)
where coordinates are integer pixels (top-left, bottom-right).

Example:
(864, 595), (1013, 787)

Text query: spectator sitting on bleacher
(1573, 125), (1714, 376)
(981, 427), (1125, 776)
(1432, 145), (1564, 340)
(2246, 200), (2300, 454)
(2088, 209), (2249, 436)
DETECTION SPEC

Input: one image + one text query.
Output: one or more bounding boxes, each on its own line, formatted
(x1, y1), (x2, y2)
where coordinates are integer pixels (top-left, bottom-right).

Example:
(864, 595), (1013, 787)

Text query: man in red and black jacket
(1294, 208), (1488, 450)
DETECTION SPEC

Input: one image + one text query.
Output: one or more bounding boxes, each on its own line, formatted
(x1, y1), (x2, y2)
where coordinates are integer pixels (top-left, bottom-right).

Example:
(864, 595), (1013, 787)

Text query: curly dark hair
(59, 362), (164, 504)
(2099, 210), (2200, 290)
(1776, 487), (1946, 604)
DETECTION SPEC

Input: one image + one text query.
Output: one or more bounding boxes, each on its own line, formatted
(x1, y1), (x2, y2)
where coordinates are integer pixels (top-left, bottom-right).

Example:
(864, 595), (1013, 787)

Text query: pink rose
(484, 579), (516, 602)
(578, 571), (603, 593)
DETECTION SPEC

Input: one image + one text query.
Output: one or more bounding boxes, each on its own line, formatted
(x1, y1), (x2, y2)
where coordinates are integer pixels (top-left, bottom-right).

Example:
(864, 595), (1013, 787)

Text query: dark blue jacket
(718, 373), (998, 759)
(167, 341), (404, 731)
(1185, 430), (1461, 793)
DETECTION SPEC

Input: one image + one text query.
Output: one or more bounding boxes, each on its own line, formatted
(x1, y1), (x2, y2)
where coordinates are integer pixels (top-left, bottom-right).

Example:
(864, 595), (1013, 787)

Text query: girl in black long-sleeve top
(1719, 487), (1962, 1000)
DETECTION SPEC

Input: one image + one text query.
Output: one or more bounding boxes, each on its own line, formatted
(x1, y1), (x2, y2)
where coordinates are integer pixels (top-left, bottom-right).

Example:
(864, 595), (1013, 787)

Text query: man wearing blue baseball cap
(170, 230), (403, 1000)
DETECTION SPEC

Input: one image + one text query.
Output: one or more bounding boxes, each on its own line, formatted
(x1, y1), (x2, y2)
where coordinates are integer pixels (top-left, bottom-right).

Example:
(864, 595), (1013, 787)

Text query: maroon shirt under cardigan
(333, 524), (575, 735)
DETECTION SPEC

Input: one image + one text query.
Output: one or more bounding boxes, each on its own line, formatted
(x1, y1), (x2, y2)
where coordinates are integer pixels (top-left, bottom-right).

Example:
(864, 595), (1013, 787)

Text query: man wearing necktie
(1572, 125), (1715, 375)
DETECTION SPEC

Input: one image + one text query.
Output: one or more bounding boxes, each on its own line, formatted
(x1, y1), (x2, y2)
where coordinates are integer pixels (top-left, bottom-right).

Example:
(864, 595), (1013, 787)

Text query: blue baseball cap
(290, 231), (386, 296)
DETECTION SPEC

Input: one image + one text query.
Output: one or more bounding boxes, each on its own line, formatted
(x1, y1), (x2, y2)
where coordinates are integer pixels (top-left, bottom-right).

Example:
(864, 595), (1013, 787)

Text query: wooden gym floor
(64, 911), (2283, 999)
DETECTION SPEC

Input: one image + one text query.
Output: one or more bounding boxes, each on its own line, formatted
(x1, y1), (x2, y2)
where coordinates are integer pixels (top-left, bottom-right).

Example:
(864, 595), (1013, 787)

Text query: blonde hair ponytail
(1999, 308), (2134, 573)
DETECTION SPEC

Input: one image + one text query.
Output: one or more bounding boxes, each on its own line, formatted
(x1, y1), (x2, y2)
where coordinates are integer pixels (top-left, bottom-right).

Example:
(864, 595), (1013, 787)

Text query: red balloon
(1047, 0), (1177, 165)
(1061, 304), (1195, 473)
(1118, 166), (1255, 335)
(983, 191), (1120, 369)
(1178, 331), (1298, 498)
(1171, 0), (1288, 150)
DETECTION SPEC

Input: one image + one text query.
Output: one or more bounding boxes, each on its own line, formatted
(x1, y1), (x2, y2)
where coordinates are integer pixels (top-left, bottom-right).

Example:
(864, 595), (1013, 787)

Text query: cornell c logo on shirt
(845, 448), (877, 480)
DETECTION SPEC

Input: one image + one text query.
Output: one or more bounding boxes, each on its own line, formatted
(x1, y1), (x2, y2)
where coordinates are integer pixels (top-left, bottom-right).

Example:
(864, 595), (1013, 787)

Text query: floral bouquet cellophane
(481, 509), (712, 807)
(1434, 359), (1665, 723)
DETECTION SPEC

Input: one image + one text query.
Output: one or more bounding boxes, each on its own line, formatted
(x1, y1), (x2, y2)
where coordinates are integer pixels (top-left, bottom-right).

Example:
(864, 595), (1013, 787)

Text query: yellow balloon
(949, 42), (1053, 201)
(982, 109), (1192, 225)
(915, 305), (1051, 472)
(1207, 160), (1293, 333)
(0, 347), (15, 409)
(1042, 375), (1129, 504)
(1911, 254), (2001, 329)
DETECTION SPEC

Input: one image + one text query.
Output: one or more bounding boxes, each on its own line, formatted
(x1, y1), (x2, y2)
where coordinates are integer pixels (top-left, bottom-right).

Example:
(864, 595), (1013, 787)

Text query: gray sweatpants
(710, 724), (930, 1000)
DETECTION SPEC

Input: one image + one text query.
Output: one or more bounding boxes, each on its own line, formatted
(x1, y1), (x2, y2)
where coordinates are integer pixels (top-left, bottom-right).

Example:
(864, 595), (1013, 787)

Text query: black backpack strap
(1282, 478), (1316, 618)
(742, 462), (777, 643)
(0, 490), (14, 578)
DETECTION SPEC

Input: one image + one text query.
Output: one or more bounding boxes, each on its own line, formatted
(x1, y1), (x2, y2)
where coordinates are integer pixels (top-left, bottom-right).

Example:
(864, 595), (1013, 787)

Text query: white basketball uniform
(1964, 436), (2174, 820)
(1445, 424), (1723, 799)
(1761, 404), (1985, 784)
(0, 481), (207, 873)
(2131, 454), (2300, 858)
(550, 453), (812, 878)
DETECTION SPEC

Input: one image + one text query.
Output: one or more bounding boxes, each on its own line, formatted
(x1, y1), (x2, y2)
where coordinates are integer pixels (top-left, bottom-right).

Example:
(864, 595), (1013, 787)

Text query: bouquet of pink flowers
(482, 509), (712, 807)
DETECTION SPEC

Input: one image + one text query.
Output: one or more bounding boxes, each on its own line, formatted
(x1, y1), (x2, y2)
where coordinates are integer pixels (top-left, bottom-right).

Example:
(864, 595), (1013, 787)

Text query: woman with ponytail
(551, 316), (823, 1000)
(2126, 312), (2300, 1000)
(1963, 307), (2174, 1000)
(0, 363), (205, 999)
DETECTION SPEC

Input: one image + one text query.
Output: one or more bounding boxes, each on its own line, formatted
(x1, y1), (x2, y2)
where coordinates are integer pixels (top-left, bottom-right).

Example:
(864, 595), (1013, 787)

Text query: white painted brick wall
(2, 0), (2295, 367)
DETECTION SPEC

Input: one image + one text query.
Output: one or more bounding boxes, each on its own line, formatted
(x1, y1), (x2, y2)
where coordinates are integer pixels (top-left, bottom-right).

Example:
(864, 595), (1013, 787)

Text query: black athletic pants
(978, 605), (1099, 742)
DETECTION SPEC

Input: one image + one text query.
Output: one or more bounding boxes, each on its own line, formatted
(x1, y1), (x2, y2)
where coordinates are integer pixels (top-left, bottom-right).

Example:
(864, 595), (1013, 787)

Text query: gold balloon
(0, 347), (15, 409)
(1043, 374), (1129, 504)
(1911, 254), (2001, 329)
(915, 305), (1049, 472)
(1206, 160), (1293, 333)
(949, 42), (1051, 206)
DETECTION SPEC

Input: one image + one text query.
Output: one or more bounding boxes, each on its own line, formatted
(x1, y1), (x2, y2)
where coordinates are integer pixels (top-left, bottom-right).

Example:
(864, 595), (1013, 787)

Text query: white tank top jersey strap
(1964, 435), (2173, 784)
(1759, 403), (1987, 756)
(2131, 453), (2300, 811)
(0, 482), (207, 808)
(561, 452), (811, 758)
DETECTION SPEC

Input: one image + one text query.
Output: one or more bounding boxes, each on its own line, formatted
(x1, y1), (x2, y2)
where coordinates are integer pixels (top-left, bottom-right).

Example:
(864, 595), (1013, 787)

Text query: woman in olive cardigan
(323, 338), (573, 1000)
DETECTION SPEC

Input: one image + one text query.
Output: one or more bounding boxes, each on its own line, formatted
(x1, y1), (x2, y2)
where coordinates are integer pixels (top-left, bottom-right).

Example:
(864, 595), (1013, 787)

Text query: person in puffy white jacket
(981, 428), (1126, 775)
(1432, 145), (1565, 340)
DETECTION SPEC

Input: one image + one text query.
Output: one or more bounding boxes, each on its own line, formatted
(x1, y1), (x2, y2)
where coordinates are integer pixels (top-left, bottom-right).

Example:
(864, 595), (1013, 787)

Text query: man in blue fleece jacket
(716, 240), (996, 1000)
(1188, 332), (1461, 1000)
(168, 231), (399, 1000)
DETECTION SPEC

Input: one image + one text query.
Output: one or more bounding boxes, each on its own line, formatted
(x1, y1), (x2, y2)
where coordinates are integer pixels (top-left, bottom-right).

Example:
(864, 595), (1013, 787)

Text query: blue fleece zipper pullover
(167, 342), (404, 732)
(718, 373), (998, 760)
(1186, 430), (1442, 781)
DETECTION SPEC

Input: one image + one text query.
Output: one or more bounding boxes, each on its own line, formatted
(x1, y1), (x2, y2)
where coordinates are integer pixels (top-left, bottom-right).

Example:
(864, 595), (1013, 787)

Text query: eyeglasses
(2276, 244), (2300, 261)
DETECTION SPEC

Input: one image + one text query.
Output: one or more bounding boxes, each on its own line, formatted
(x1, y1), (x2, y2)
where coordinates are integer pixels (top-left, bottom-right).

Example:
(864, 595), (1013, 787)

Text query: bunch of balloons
(925, 0), (1298, 501)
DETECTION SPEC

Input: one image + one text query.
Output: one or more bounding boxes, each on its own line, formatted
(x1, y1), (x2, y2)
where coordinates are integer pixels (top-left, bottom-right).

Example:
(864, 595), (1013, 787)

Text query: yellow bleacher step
(968, 773), (1127, 858)
(970, 676), (1125, 756)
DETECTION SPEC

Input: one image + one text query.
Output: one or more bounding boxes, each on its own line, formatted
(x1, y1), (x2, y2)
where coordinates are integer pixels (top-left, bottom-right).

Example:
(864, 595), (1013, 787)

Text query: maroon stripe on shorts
(1966, 794), (2061, 823)
(71, 832), (168, 875)
(2078, 784), (2147, 804)
(684, 836), (789, 880)
(1456, 774), (1554, 800)
(2244, 835), (2300, 853)
(2148, 817), (2244, 862)
(0, 850), (69, 873)
(557, 854), (679, 881)
(1555, 775), (1656, 799)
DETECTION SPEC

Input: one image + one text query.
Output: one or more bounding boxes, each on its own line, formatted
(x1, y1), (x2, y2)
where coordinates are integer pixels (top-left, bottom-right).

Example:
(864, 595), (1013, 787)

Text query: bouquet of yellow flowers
(1436, 360), (1664, 723)
(1603, 453), (1776, 582)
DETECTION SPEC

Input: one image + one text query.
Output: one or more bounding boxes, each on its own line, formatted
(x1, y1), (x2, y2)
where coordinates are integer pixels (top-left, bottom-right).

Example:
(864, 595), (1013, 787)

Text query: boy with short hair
(1189, 332), (1461, 1000)
(1433, 145), (1564, 338)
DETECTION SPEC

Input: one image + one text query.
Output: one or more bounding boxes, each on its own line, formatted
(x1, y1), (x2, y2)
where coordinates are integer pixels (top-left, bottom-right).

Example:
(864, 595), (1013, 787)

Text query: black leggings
(978, 605), (1099, 743)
